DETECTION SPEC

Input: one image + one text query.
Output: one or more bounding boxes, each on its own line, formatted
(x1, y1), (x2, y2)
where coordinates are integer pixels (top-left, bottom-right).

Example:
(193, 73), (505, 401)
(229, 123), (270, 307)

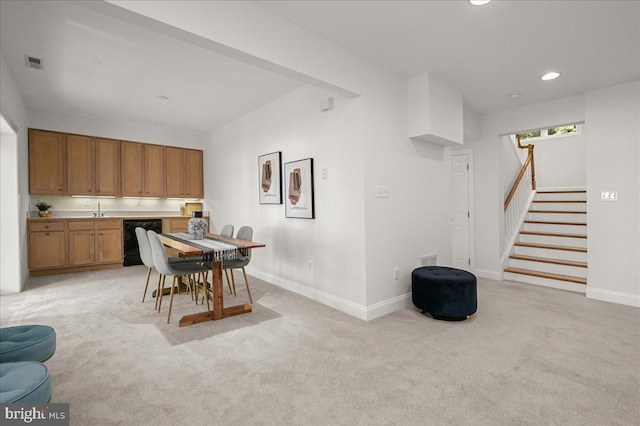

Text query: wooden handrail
(504, 135), (537, 211)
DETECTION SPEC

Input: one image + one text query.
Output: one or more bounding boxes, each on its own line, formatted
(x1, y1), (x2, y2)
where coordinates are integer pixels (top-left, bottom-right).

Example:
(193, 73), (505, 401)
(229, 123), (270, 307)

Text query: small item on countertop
(180, 204), (186, 216)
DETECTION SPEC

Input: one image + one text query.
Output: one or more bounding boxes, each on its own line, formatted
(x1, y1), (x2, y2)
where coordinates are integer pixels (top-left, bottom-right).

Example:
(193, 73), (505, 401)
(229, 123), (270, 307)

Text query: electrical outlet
(136, 200), (142, 207)
(83, 200), (90, 207)
(376, 185), (389, 198)
(393, 267), (399, 280)
(308, 260), (314, 271)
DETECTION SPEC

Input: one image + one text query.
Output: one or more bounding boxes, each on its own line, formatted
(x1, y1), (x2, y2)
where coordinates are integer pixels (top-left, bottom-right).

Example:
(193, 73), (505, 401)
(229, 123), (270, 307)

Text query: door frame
(450, 149), (475, 272)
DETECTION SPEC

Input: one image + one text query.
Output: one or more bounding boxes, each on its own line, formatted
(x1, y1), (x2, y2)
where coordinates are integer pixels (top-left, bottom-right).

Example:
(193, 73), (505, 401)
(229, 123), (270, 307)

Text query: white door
(451, 154), (470, 270)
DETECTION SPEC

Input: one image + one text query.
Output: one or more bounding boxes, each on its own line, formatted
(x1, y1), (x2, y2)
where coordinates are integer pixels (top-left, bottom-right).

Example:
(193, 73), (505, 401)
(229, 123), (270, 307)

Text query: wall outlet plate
(376, 185), (389, 198)
(601, 191), (618, 201)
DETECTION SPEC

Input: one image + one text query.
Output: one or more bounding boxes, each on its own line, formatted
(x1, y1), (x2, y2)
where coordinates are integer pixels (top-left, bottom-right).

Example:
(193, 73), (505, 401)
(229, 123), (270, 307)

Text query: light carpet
(1, 266), (638, 425)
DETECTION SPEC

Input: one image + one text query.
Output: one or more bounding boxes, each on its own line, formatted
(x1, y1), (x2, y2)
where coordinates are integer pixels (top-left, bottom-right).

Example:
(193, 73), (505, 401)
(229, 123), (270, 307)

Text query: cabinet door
(95, 138), (119, 196)
(29, 231), (66, 269)
(98, 229), (123, 263)
(165, 147), (185, 198)
(167, 217), (190, 233)
(68, 230), (96, 266)
(185, 149), (204, 198)
(143, 144), (165, 197)
(121, 141), (144, 197)
(29, 130), (65, 195)
(66, 134), (94, 196)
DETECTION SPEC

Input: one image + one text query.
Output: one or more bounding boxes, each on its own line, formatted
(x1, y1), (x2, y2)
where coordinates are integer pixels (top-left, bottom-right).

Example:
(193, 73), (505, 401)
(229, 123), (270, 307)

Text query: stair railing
(503, 134), (537, 258)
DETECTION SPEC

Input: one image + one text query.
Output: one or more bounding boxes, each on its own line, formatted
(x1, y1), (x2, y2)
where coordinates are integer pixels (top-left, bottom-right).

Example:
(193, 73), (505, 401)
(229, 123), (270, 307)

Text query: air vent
(419, 254), (437, 267)
(25, 55), (43, 70)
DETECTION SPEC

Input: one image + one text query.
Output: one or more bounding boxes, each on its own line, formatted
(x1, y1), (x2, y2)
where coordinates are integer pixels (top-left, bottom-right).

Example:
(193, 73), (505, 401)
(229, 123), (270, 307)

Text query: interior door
(451, 153), (470, 270)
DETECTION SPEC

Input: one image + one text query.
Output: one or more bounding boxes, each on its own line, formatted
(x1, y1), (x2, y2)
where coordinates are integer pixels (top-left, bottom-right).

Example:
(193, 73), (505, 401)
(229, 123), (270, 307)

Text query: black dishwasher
(123, 219), (163, 266)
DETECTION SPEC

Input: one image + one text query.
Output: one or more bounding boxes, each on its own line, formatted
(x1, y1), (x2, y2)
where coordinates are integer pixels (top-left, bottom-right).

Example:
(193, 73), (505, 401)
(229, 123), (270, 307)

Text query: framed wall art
(258, 151), (282, 204)
(284, 158), (315, 219)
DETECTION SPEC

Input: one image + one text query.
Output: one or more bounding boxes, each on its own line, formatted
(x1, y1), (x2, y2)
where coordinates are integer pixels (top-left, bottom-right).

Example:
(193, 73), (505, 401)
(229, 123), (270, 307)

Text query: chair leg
(142, 267), (152, 303)
(242, 267), (253, 304)
(157, 275), (167, 312)
(230, 270), (237, 297)
(167, 276), (177, 324)
(224, 269), (233, 294)
(155, 274), (163, 310)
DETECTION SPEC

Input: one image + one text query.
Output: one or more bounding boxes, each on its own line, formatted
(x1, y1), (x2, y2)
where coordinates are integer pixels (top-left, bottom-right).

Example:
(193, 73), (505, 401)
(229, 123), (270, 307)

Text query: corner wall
(585, 81), (640, 307)
(0, 53), (29, 293)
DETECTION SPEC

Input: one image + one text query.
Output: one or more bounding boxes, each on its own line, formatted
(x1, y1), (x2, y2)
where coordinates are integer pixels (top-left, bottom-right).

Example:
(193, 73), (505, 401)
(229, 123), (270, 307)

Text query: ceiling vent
(25, 55), (43, 70)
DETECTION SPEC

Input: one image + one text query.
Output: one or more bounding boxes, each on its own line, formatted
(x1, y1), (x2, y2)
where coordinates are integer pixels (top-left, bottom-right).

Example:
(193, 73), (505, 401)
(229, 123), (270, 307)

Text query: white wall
(585, 81), (640, 307)
(206, 85), (368, 314)
(0, 53), (29, 294)
(534, 132), (586, 190)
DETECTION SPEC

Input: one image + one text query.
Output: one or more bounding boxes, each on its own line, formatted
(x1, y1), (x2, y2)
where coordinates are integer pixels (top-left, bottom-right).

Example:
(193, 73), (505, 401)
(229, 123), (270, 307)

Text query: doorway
(451, 152), (473, 270)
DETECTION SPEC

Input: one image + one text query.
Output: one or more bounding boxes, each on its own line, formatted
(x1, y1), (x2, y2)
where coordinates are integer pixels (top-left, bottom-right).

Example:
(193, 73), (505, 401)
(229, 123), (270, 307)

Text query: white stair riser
(514, 245), (588, 262)
(503, 272), (586, 294)
(527, 212), (587, 222)
(508, 259), (587, 278)
(530, 202), (587, 212)
(519, 234), (587, 248)
(523, 223), (587, 233)
(535, 192), (586, 201)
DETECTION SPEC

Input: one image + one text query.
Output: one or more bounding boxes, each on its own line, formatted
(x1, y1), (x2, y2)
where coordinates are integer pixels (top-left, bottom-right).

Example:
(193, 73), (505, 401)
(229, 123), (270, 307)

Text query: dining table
(159, 232), (265, 327)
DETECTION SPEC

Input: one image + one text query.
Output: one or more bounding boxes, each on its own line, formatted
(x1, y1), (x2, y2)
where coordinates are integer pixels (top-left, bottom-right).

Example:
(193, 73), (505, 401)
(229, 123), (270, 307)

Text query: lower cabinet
(29, 219), (123, 274)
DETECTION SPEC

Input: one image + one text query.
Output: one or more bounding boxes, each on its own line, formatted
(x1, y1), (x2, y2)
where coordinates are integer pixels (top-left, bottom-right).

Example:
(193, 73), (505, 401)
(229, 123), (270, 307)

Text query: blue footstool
(0, 362), (52, 403)
(0, 325), (56, 363)
(412, 266), (477, 321)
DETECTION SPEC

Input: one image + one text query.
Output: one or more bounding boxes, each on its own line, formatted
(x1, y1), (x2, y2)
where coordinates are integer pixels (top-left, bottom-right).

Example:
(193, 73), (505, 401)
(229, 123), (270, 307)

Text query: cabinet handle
(59, 188), (62, 191)
(88, 189), (92, 192)
(45, 225), (49, 229)
(46, 232), (49, 236)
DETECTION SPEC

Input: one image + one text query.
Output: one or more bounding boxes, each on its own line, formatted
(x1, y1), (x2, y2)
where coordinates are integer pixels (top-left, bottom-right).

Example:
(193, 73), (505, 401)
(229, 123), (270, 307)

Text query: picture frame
(258, 151), (282, 204)
(284, 158), (315, 219)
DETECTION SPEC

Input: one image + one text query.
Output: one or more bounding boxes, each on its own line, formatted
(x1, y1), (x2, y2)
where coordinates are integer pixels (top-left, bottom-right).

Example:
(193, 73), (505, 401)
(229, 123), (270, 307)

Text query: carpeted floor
(1, 266), (638, 426)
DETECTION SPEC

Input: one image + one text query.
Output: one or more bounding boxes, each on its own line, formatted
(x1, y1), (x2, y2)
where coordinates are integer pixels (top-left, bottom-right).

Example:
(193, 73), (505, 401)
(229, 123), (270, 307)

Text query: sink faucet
(93, 202), (104, 217)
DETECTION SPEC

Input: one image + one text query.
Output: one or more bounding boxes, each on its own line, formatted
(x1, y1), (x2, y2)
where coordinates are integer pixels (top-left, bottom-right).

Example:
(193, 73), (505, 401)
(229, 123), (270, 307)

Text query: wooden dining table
(159, 232), (265, 327)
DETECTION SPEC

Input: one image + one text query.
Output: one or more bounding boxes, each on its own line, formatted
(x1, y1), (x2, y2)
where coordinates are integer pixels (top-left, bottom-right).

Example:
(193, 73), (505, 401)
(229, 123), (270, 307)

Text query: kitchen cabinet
(29, 129), (65, 195)
(94, 138), (120, 196)
(29, 218), (123, 274)
(28, 221), (66, 270)
(121, 141), (165, 197)
(66, 135), (94, 196)
(165, 148), (204, 199)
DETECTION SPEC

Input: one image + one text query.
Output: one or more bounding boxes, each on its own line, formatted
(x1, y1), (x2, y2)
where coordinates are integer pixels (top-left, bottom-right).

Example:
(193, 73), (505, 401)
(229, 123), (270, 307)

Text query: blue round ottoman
(412, 266), (477, 321)
(0, 362), (52, 403)
(0, 325), (56, 363)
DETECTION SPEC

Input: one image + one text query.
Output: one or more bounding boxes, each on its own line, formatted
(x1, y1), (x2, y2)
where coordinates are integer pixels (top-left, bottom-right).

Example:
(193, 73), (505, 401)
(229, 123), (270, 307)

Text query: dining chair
(223, 225), (254, 304)
(220, 224), (234, 238)
(147, 230), (210, 323)
(135, 227), (194, 308)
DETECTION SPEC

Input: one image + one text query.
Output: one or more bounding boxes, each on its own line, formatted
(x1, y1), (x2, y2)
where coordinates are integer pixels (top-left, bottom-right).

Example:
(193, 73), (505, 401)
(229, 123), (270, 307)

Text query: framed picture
(284, 158), (315, 219)
(258, 152), (282, 204)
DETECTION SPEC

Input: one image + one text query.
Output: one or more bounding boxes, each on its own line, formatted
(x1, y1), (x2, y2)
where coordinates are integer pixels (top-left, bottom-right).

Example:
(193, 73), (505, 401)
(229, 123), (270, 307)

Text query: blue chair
(0, 325), (56, 363)
(0, 362), (51, 403)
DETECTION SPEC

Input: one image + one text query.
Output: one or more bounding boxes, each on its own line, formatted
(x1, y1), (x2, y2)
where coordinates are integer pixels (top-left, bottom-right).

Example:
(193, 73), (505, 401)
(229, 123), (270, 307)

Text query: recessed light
(156, 95), (169, 101)
(470, 0), (492, 5)
(510, 93), (521, 99)
(541, 72), (560, 81)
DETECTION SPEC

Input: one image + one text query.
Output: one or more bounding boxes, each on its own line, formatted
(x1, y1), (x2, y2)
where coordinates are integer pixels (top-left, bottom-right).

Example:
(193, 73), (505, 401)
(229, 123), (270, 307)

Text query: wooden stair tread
(509, 254), (587, 268)
(532, 200), (586, 203)
(536, 190), (586, 194)
(524, 220), (587, 226)
(520, 231), (587, 239)
(514, 242), (587, 252)
(504, 267), (587, 284)
(529, 210), (586, 214)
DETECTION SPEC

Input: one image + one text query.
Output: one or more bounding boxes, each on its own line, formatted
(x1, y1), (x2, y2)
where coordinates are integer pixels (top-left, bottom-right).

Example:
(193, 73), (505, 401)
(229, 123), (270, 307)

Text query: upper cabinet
(29, 129), (202, 199)
(29, 129), (65, 195)
(165, 147), (204, 199)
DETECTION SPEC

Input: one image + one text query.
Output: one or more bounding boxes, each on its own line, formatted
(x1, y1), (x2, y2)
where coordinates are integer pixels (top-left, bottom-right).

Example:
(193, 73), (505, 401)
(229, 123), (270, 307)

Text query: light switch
(376, 185), (390, 198)
(601, 191), (618, 201)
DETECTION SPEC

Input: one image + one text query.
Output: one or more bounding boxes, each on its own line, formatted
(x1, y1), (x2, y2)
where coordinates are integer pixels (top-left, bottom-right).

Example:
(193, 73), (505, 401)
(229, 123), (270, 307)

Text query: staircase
(504, 189), (587, 293)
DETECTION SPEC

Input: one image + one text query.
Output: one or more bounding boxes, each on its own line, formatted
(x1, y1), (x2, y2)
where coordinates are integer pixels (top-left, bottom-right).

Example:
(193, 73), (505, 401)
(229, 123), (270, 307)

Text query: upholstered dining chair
(135, 227), (193, 308)
(223, 225), (254, 304)
(147, 230), (210, 323)
(220, 224), (234, 238)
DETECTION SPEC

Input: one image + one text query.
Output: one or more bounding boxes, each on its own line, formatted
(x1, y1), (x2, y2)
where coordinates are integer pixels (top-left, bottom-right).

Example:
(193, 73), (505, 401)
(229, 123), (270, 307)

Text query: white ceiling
(1, 1), (639, 132)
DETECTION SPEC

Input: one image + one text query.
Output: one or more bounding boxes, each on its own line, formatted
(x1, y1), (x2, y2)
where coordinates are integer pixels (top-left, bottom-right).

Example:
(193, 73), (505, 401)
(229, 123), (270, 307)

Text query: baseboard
(247, 268), (368, 320)
(474, 269), (502, 281)
(366, 293), (413, 321)
(586, 287), (640, 308)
